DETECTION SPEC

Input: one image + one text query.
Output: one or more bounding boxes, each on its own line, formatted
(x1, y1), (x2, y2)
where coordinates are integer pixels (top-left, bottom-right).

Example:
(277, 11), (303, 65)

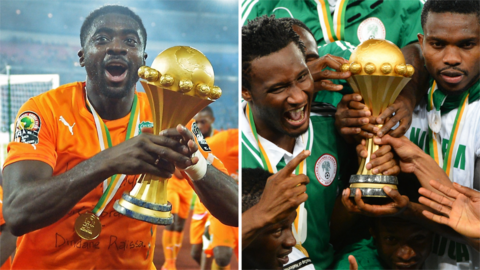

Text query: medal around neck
(74, 212), (102, 240)
(340, 39), (414, 199)
(113, 46), (221, 225)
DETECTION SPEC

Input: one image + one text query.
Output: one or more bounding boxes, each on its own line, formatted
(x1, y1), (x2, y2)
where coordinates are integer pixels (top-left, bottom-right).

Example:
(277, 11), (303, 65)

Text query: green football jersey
(241, 103), (353, 269)
(331, 237), (387, 270)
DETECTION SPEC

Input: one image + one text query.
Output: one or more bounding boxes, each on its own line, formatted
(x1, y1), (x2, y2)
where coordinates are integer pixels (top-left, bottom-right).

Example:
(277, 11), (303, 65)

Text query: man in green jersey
(241, 15), (356, 269)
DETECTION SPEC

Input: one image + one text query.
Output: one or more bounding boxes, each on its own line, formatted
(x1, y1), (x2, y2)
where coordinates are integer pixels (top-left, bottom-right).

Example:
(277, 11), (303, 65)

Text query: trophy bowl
(340, 39), (414, 199)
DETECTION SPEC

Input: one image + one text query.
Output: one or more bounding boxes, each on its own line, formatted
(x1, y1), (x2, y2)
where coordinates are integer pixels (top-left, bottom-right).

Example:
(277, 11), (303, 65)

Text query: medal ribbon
(246, 103), (310, 255)
(86, 91), (140, 216)
(427, 81), (469, 177)
(316, 0), (348, 43)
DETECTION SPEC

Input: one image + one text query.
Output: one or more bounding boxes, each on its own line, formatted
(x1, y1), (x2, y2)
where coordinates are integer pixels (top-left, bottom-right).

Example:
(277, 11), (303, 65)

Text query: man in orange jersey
(0, 185), (16, 269)
(1, 5), (237, 269)
(204, 129), (239, 270)
(161, 168), (194, 270)
(190, 106), (220, 266)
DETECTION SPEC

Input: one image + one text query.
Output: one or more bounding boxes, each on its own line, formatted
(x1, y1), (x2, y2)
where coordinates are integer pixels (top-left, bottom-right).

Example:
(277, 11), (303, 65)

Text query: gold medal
(74, 212), (101, 240)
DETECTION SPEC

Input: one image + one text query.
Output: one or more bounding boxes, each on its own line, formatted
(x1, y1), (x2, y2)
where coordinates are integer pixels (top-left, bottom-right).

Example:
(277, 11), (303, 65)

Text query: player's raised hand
(307, 54), (351, 92)
(335, 93), (377, 142)
(419, 180), (480, 238)
(253, 150), (311, 226)
(375, 94), (414, 138)
(341, 186), (409, 217)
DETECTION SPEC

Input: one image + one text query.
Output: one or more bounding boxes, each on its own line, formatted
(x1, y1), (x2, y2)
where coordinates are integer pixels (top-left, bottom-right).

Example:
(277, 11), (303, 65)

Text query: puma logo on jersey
(59, 116), (75, 135)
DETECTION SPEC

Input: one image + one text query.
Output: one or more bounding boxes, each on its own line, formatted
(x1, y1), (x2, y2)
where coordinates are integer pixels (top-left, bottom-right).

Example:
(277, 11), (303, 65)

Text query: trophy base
(113, 193), (173, 225)
(349, 175), (398, 198)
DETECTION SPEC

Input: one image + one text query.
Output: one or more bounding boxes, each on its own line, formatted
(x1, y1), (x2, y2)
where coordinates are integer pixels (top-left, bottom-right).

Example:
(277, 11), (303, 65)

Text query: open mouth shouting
(285, 105), (307, 127)
(105, 61), (128, 84)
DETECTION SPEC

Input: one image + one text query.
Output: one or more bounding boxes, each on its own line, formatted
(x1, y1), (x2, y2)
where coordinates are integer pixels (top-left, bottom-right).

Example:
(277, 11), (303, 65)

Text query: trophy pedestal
(114, 193), (173, 225)
(349, 174), (398, 199)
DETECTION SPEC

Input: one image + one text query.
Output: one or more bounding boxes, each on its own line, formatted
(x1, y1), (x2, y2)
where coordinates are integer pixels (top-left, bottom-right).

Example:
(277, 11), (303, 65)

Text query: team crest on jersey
(14, 111), (41, 144)
(357, 17), (386, 43)
(314, 154), (337, 186)
(191, 122), (211, 152)
(137, 121), (153, 135)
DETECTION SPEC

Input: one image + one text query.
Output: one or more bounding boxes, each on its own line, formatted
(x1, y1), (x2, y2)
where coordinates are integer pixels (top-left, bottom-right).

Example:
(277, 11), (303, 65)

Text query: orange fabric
(172, 231), (183, 255)
(206, 216), (238, 257)
(205, 129), (239, 181)
(190, 198), (209, 245)
(204, 130), (238, 259)
(2, 82), (225, 269)
(162, 230), (175, 270)
(166, 175), (193, 219)
(0, 186), (12, 270)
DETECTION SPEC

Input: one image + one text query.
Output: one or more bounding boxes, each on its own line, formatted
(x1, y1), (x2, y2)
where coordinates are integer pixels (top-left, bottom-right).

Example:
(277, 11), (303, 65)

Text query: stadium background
(0, 0), (239, 269)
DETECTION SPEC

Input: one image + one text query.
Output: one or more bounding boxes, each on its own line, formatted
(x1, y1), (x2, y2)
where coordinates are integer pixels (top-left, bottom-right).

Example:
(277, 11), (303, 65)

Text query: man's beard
(437, 72), (480, 96)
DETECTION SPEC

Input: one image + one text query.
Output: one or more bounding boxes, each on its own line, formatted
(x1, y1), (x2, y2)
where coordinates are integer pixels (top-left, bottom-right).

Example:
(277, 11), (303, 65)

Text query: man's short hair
(242, 168), (273, 213)
(242, 15), (306, 90)
(200, 106), (214, 117)
(421, 0), (480, 29)
(278, 17), (316, 45)
(80, 5), (147, 49)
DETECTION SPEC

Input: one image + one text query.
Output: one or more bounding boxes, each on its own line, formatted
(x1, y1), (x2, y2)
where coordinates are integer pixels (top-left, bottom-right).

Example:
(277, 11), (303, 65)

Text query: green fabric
(242, 115), (352, 270)
(331, 237), (387, 270)
(242, 0), (424, 47)
(429, 78), (480, 115)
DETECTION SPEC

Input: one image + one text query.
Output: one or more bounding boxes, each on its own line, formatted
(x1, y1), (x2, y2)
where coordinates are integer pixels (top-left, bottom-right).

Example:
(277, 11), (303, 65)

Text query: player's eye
(272, 228), (282, 237)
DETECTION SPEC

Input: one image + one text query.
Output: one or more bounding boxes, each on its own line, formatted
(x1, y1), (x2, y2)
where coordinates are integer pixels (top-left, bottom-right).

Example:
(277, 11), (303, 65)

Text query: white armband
(185, 150), (207, 181)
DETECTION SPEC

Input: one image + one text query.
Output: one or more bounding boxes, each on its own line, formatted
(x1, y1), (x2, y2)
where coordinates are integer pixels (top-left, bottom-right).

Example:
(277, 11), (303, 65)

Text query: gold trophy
(340, 39), (414, 198)
(113, 46), (221, 224)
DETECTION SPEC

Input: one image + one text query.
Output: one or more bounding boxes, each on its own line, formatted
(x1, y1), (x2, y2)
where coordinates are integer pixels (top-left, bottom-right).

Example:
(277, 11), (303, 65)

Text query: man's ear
(78, 49), (85, 67)
(143, 52), (148, 66)
(417, 34), (424, 52)
(242, 86), (252, 102)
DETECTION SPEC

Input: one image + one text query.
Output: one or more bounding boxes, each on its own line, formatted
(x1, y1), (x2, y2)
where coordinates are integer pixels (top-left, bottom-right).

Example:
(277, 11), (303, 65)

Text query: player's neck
(256, 125), (296, 154)
(85, 84), (135, 121)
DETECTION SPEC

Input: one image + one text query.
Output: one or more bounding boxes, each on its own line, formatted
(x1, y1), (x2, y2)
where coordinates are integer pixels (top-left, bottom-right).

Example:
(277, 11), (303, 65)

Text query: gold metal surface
(74, 212), (101, 240)
(395, 64), (406, 76)
(349, 183), (398, 189)
(380, 63), (392, 74)
(405, 64), (415, 77)
(340, 63), (350, 72)
(350, 62), (362, 74)
(349, 39), (406, 77)
(116, 46), (220, 223)
(344, 39), (413, 177)
(364, 63), (376, 74)
(160, 74), (174, 87)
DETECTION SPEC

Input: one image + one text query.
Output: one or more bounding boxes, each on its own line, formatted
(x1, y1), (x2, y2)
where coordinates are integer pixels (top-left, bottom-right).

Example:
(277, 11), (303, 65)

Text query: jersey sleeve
(3, 98), (57, 170)
(399, 1), (424, 47)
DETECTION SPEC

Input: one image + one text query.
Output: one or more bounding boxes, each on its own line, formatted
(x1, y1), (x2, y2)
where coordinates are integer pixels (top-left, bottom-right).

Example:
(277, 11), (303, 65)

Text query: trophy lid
(346, 39), (413, 77)
(138, 46), (221, 100)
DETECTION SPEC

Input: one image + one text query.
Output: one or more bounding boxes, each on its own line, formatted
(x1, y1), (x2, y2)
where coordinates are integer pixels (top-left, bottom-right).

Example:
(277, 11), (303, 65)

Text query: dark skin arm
(0, 225), (16, 266)
(3, 128), (193, 236)
(242, 151), (310, 249)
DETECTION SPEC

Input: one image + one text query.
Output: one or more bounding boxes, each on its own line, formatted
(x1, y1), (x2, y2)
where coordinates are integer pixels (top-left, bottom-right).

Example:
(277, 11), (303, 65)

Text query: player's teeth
(287, 106), (304, 121)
